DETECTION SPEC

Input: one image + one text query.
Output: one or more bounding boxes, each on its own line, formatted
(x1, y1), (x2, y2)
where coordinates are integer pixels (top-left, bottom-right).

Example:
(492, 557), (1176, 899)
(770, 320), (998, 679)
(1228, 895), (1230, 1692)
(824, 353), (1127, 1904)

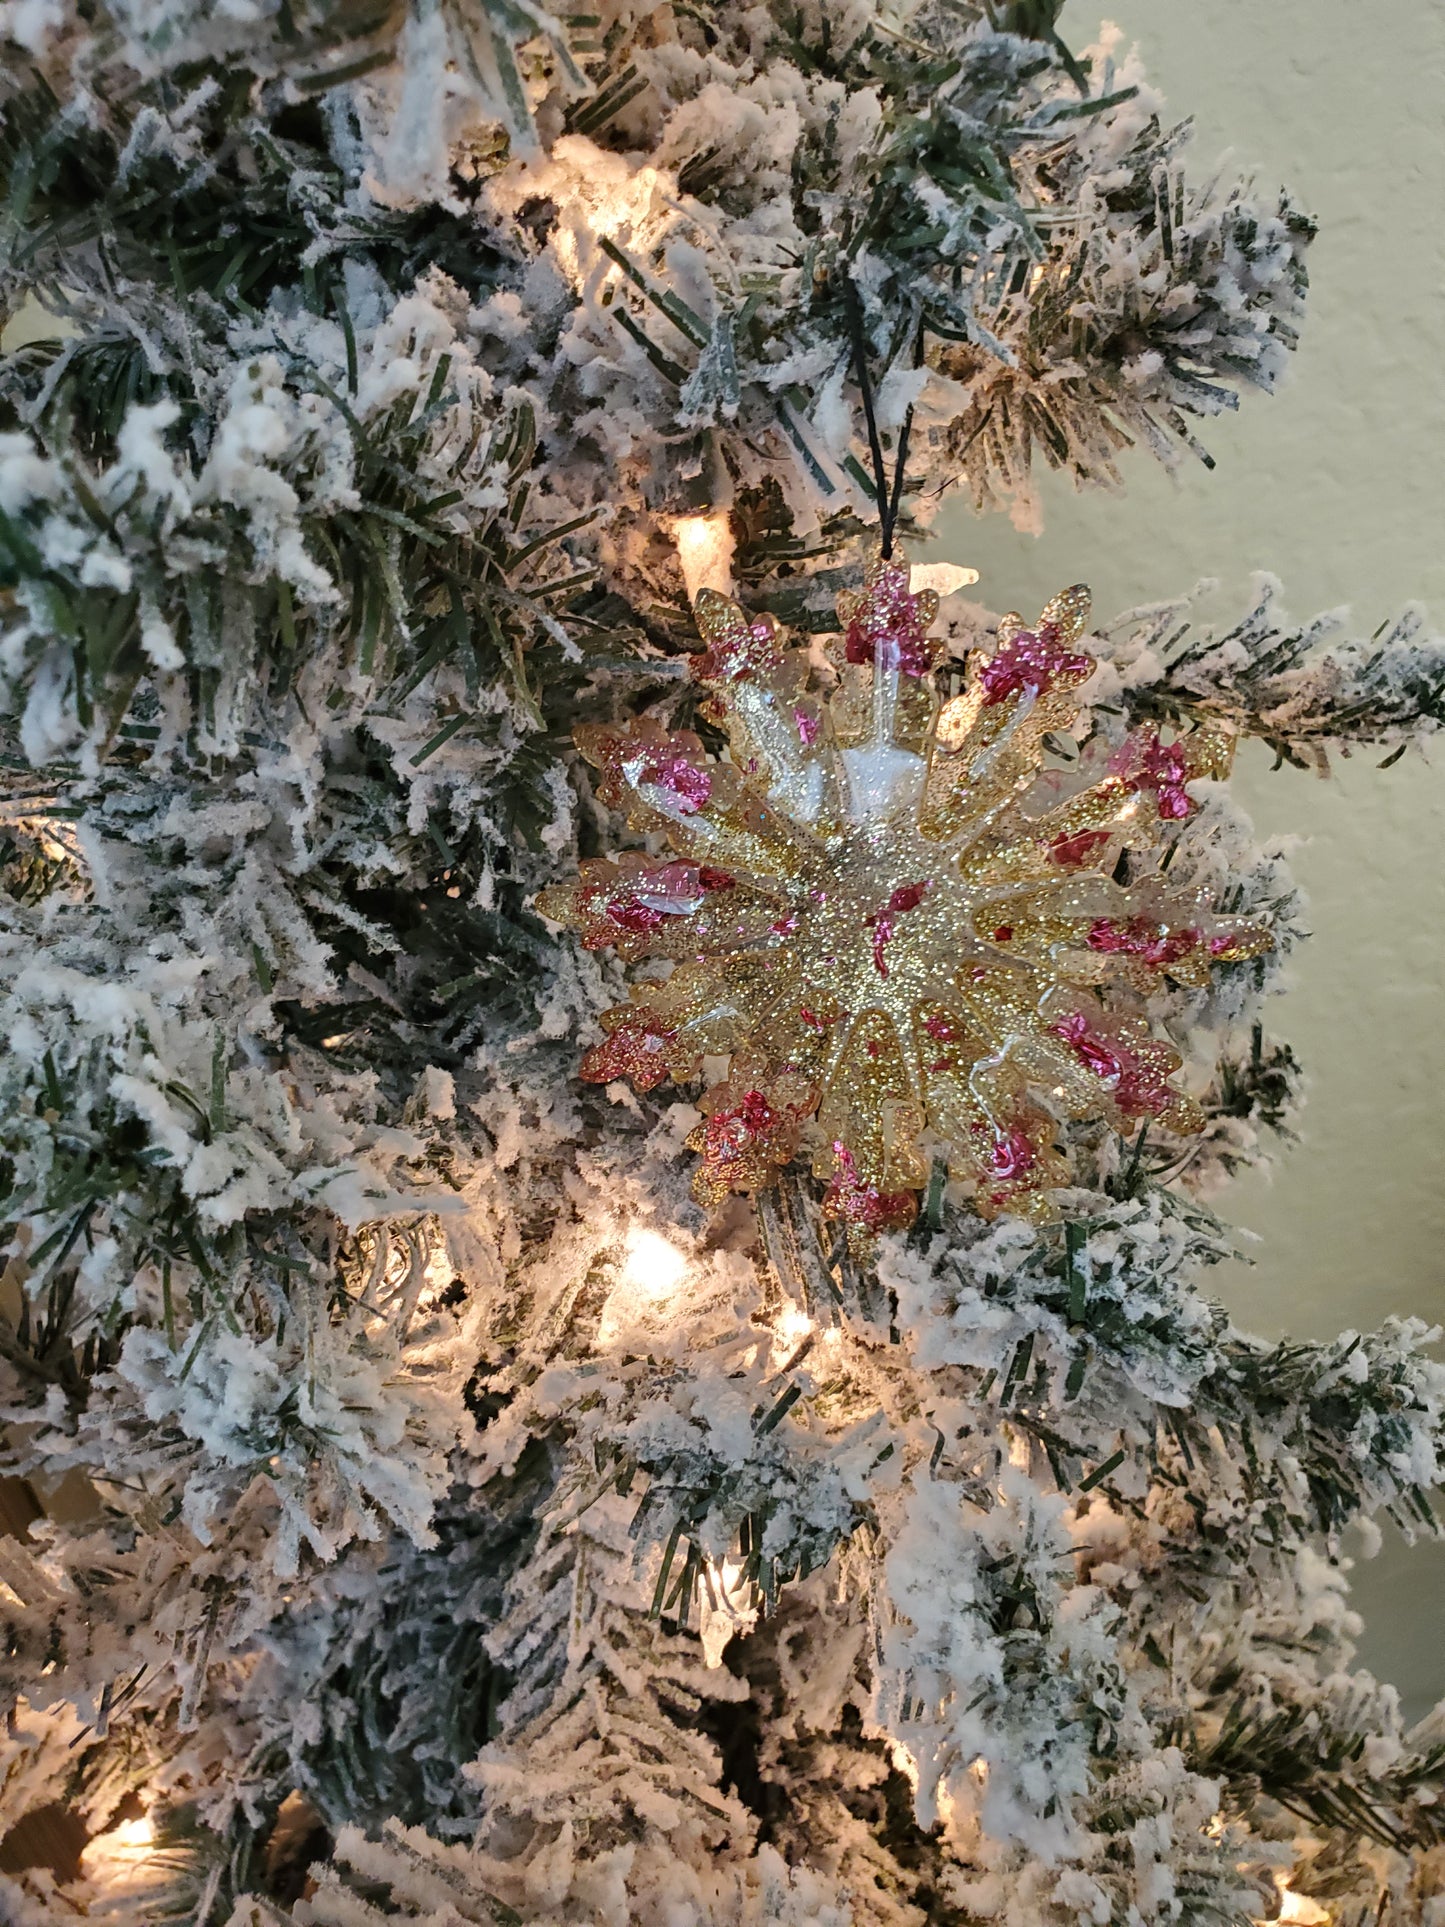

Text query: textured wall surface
(947, 0), (1445, 1715)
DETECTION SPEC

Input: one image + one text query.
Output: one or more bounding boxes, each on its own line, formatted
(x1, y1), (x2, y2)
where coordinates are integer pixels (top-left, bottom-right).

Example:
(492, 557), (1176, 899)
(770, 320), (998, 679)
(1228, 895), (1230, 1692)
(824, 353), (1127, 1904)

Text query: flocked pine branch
(0, 0), (1439, 1923)
(1100, 576), (1445, 768)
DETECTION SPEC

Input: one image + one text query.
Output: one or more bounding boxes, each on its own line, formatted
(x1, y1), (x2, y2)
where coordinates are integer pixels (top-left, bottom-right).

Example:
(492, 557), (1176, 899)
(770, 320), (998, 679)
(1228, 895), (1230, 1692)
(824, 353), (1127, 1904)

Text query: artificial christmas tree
(0, 2), (1443, 1922)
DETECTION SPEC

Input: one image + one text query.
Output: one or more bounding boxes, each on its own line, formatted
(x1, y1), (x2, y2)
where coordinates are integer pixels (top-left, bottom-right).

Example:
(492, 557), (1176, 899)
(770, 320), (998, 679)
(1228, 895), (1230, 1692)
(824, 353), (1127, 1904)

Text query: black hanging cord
(842, 277), (914, 560)
(885, 398), (914, 551)
(885, 316), (926, 552)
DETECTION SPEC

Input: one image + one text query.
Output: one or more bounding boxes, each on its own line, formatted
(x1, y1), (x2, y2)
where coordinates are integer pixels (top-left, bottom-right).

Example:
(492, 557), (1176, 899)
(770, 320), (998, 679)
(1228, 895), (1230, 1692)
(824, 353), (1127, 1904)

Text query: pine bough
(0, 1), (1441, 1922)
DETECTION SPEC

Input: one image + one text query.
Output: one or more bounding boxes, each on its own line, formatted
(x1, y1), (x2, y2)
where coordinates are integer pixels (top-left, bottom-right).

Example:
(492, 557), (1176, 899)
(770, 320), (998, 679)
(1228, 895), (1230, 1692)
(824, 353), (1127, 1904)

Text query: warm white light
(700, 1553), (757, 1668)
(1275, 1883), (1329, 1926)
(709, 1553), (748, 1601)
(674, 513), (735, 602)
(775, 1301), (812, 1351)
(0, 801), (81, 867)
(542, 148), (668, 288)
(598, 1226), (691, 1349)
(587, 164), (662, 242)
(909, 561), (980, 598)
(80, 1812), (156, 1890)
(619, 1227), (688, 1302)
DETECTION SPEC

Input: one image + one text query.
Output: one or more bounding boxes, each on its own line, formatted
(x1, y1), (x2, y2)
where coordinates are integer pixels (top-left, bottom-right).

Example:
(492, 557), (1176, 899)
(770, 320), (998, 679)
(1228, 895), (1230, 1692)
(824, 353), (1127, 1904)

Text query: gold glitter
(538, 551), (1272, 1241)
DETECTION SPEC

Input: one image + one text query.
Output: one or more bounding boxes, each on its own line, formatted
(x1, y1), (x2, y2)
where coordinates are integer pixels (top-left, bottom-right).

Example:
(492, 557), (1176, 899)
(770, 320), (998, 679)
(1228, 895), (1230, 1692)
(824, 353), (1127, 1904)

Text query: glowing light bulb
(587, 164), (661, 240)
(598, 1226), (691, 1349)
(107, 1815), (154, 1853)
(774, 1301), (812, 1351)
(80, 1811), (157, 1891)
(909, 561), (980, 598)
(619, 1227), (688, 1301)
(699, 1552), (758, 1668)
(1275, 1883), (1330, 1926)
(708, 1553), (748, 1603)
(674, 513), (735, 601)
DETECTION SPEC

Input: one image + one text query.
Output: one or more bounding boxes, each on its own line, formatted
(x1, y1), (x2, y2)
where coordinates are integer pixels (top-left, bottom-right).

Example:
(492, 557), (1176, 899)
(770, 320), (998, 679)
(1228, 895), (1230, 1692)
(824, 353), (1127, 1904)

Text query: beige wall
(947, 0), (1445, 1714)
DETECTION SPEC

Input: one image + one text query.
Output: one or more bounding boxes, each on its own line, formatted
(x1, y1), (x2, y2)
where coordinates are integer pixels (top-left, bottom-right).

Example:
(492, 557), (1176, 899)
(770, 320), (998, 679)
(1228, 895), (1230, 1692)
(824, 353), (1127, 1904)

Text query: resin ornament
(539, 553), (1271, 1242)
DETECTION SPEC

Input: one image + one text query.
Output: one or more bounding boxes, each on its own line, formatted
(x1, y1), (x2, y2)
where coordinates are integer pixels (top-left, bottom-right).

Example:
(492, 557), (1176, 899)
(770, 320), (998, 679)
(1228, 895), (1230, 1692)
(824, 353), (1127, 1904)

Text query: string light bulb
(586, 164), (662, 242)
(598, 1226), (691, 1348)
(774, 1301), (812, 1351)
(673, 513), (735, 601)
(79, 1811), (157, 1892)
(699, 1552), (757, 1667)
(619, 1226), (687, 1300)
(1273, 1880), (1330, 1926)
(908, 561), (980, 598)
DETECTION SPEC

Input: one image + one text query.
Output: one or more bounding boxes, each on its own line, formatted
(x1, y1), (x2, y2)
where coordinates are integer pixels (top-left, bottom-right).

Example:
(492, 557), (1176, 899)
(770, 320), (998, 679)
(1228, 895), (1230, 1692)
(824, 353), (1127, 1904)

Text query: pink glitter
(1087, 917), (1200, 969)
(606, 896), (665, 936)
(1109, 729), (1194, 820)
(1050, 1011), (1170, 1117)
(1050, 1010), (1122, 1085)
(694, 615), (782, 683)
(1114, 1068), (1170, 1115)
(844, 564), (937, 679)
(795, 708), (820, 745)
(978, 621), (1093, 707)
(867, 880), (931, 977)
(580, 1018), (676, 1092)
(593, 861), (736, 943)
(705, 1089), (777, 1159)
(635, 751), (712, 813)
(988, 1127), (1038, 1181)
(822, 1141), (916, 1232)
(1048, 828), (1112, 870)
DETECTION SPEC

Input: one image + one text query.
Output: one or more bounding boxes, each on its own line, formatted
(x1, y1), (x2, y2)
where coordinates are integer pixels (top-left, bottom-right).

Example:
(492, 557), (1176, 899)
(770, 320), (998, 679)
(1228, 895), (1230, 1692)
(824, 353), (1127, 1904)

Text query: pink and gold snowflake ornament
(539, 553), (1271, 1245)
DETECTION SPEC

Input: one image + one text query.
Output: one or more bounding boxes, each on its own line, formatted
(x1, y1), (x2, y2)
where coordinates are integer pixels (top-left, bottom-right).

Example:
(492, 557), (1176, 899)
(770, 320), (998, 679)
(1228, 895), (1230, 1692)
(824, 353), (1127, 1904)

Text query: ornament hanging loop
(842, 275), (916, 561)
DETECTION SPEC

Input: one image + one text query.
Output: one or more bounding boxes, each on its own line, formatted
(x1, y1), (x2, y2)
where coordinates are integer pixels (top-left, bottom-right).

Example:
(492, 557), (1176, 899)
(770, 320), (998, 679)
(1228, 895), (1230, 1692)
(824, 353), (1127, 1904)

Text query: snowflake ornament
(539, 553), (1271, 1243)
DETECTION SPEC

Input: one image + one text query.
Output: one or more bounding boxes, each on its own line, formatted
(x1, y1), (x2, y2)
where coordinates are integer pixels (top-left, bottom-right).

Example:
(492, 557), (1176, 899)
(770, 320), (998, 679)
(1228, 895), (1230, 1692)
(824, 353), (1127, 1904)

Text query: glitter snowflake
(539, 553), (1271, 1240)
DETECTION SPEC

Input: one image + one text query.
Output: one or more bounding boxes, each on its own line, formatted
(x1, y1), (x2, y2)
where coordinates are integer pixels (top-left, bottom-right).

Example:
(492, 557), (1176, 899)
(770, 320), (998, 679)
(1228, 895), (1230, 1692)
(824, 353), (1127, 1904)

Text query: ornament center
(792, 824), (986, 1042)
